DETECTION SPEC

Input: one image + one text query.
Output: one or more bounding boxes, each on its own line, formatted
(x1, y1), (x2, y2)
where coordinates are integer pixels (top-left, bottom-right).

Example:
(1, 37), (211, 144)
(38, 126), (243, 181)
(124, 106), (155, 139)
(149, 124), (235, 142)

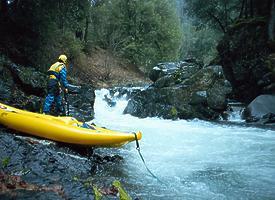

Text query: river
(92, 88), (275, 200)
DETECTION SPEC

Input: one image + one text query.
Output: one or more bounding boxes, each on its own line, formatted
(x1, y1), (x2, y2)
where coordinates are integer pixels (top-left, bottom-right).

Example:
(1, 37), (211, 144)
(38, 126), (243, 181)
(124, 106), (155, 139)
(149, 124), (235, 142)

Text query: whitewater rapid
(92, 88), (275, 200)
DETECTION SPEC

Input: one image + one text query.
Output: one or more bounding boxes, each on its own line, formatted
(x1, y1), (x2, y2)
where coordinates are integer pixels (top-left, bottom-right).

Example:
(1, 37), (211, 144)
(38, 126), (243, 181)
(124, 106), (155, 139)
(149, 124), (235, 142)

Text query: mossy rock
(266, 54), (275, 76)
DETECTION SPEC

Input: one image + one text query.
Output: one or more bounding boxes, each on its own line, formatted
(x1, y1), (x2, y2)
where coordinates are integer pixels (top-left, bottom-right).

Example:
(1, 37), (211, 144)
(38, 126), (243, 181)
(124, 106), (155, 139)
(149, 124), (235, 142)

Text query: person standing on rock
(43, 54), (69, 115)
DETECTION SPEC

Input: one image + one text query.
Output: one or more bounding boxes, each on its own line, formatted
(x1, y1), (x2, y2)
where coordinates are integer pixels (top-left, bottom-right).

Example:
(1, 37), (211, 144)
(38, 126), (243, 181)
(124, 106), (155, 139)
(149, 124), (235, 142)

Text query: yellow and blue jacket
(47, 62), (68, 88)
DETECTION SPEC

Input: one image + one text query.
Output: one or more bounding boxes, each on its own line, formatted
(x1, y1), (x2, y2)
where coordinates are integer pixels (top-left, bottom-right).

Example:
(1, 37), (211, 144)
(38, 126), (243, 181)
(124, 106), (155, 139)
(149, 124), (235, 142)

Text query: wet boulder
(149, 60), (202, 83)
(243, 95), (275, 124)
(67, 84), (95, 122)
(124, 64), (232, 120)
(0, 128), (94, 199)
(104, 94), (116, 107)
(207, 79), (232, 110)
(149, 62), (179, 82)
(0, 59), (14, 104)
(190, 91), (207, 105)
(8, 89), (43, 112)
(123, 88), (187, 119)
(8, 63), (47, 96)
(0, 81), (13, 104)
(109, 87), (143, 100)
(0, 62), (47, 112)
(153, 75), (177, 88)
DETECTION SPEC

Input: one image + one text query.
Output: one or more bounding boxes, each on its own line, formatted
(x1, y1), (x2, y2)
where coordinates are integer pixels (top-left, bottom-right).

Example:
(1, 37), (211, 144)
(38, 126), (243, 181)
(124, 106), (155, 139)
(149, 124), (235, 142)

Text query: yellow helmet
(58, 54), (67, 64)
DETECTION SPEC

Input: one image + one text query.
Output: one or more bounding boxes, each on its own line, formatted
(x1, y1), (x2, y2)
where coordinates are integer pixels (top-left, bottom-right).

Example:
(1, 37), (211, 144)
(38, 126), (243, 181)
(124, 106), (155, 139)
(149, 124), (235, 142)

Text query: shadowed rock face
(67, 85), (95, 122)
(0, 128), (124, 199)
(243, 95), (275, 124)
(124, 61), (232, 120)
(149, 60), (202, 83)
(217, 18), (273, 103)
(0, 128), (91, 199)
(246, 95), (275, 118)
(0, 58), (95, 122)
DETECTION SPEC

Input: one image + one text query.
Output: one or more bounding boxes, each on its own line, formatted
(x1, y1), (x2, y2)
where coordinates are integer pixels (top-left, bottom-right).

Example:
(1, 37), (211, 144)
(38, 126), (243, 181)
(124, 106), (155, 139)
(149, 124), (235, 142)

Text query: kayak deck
(0, 103), (142, 147)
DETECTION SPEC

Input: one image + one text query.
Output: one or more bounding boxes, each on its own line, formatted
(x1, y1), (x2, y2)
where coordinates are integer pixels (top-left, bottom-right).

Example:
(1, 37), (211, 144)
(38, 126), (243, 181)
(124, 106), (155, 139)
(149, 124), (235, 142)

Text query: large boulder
(149, 62), (179, 82)
(243, 95), (275, 124)
(124, 64), (232, 120)
(0, 60), (17, 104)
(8, 63), (47, 96)
(67, 85), (95, 122)
(149, 59), (202, 83)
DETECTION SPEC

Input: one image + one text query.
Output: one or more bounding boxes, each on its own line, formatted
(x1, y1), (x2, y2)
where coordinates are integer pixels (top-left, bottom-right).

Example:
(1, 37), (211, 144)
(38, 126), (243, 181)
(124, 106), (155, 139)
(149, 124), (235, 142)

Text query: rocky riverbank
(0, 127), (133, 199)
(216, 17), (275, 125)
(124, 60), (232, 120)
(0, 54), (149, 199)
(0, 57), (95, 122)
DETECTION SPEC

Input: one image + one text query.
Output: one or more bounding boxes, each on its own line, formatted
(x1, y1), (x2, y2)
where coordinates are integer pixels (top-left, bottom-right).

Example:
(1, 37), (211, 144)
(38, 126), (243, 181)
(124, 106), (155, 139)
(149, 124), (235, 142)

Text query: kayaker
(43, 54), (69, 115)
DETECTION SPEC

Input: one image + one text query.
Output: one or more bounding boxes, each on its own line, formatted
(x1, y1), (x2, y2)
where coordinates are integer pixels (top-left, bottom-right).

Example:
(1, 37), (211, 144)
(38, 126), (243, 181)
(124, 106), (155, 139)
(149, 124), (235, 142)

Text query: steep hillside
(70, 47), (151, 88)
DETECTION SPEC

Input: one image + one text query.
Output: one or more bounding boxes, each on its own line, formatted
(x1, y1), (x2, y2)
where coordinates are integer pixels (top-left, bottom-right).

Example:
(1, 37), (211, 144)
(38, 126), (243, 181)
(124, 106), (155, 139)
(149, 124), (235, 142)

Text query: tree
(183, 0), (241, 34)
(177, 0), (275, 64)
(0, 0), (91, 69)
(89, 0), (183, 71)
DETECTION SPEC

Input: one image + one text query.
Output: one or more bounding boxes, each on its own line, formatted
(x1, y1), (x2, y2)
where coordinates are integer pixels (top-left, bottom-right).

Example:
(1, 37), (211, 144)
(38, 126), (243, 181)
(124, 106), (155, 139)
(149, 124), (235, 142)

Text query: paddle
(64, 90), (69, 116)
(63, 85), (81, 116)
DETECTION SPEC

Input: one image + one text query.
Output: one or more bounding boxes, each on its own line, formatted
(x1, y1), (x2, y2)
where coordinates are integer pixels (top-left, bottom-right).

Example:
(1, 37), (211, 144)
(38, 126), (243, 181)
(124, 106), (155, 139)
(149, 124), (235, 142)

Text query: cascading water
(227, 101), (245, 122)
(92, 88), (275, 200)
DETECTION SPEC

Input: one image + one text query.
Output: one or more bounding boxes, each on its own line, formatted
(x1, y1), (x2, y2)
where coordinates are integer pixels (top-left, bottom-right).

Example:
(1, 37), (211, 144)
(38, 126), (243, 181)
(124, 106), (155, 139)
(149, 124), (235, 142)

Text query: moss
(72, 176), (79, 182)
(112, 180), (132, 200)
(266, 54), (275, 76)
(92, 185), (103, 200)
(170, 106), (178, 118)
(1, 157), (10, 168)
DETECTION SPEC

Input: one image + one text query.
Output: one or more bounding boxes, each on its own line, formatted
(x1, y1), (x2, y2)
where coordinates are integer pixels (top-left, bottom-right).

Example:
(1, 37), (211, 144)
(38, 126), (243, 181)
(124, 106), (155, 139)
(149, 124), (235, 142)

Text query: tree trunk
(250, 0), (254, 17)
(57, 0), (65, 34)
(244, 0), (248, 18)
(239, 0), (245, 18)
(224, 1), (228, 29)
(84, 15), (89, 43)
(207, 11), (227, 33)
(268, 0), (275, 40)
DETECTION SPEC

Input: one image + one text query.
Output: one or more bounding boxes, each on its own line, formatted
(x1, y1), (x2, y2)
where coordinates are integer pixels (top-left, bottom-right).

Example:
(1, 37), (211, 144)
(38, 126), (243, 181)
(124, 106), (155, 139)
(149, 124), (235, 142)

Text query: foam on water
(92, 88), (275, 199)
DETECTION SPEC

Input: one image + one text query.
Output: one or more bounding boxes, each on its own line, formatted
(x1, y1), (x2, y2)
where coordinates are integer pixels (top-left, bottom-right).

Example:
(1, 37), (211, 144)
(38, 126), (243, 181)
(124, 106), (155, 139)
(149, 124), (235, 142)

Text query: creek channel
(1, 88), (275, 199)
(93, 88), (275, 200)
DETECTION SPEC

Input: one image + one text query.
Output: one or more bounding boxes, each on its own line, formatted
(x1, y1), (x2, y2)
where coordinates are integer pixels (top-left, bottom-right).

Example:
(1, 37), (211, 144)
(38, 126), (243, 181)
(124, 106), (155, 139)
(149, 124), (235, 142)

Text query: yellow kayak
(0, 103), (142, 147)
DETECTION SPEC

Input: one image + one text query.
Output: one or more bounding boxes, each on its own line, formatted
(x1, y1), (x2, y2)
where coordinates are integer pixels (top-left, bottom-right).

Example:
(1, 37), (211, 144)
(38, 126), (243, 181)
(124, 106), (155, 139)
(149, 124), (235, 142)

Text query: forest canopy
(0, 0), (182, 71)
(177, 0), (274, 64)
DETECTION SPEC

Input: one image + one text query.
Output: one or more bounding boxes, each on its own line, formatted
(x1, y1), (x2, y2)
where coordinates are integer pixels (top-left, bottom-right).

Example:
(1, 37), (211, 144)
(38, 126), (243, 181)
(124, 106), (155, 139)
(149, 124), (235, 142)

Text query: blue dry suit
(43, 62), (68, 114)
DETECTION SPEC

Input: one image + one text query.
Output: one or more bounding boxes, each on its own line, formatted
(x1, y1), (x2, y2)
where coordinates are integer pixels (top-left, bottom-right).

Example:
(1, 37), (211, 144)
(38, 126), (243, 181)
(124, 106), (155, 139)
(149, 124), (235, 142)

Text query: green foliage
(90, 0), (183, 71)
(112, 180), (132, 200)
(72, 176), (79, 182)
(1, 0), (182, 73)
(176, 0), (230, 64)
(183, 0), (241, 33)
(92, 185), (103, 200)
(0, 0), (90, 70)
(170, 106), (178, 118)
(180, 22), (221, 65)
(1, 157), (10, 168)
(177, 0), (271, 65)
